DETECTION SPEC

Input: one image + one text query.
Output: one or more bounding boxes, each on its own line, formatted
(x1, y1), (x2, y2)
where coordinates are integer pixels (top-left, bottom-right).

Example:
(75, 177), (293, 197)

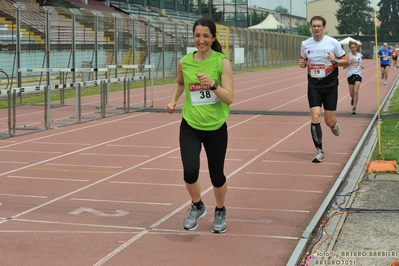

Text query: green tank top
(181, 51), (231, 131)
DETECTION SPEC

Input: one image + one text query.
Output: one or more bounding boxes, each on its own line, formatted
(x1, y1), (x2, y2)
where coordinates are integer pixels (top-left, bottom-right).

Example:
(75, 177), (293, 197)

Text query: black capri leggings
(179, 118), (227, 188)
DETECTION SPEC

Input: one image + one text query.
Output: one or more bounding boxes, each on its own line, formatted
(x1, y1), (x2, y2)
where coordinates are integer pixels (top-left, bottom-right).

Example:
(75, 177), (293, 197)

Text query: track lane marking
(70, 198), (171, 206)
(93, 115), (310, 265)
(7, 175), (88, 182)
(245, 172), (333, 178)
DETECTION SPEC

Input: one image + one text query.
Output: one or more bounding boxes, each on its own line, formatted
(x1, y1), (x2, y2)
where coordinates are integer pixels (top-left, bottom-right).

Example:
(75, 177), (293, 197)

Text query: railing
(0, 3), (305, 91)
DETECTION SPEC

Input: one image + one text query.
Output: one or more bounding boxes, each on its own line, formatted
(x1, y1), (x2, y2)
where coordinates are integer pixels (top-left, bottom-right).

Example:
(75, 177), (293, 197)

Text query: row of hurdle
(0, 64), (155, 138)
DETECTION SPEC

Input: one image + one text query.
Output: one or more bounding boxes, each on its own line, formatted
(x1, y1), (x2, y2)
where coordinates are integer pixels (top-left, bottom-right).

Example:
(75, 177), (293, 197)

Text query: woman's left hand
(196, 73), (214, 87)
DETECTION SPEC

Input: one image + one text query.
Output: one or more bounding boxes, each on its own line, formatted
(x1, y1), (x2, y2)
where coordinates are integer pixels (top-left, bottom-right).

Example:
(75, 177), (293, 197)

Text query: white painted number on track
(68, 207), (129, 217)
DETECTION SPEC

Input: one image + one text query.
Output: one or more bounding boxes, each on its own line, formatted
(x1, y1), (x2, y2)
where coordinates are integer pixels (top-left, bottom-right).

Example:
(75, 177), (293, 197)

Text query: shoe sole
(211, 227), (227, 234)
(182, 209), (207, 231)
(312, 158), (323, 163)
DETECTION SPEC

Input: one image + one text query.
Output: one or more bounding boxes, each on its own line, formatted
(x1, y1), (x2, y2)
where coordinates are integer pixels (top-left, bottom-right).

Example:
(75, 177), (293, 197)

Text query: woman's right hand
(166, 102), (176, 114)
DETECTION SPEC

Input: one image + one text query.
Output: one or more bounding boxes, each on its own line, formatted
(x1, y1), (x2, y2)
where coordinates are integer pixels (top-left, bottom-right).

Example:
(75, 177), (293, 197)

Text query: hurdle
(18, 67), (108, 107)
(1, 66), (154, 138)
(4, 88), (45, 137)
(106, 64), (155, 109)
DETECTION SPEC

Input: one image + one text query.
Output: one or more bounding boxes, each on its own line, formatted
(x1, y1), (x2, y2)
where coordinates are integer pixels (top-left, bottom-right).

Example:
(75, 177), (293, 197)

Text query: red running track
(0, 59), (394, 266)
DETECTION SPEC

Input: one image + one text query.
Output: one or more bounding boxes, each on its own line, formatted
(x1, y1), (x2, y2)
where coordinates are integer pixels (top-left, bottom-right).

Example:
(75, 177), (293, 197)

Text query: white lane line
(227, 148), (258, 151)
(223, 218), (272, 224)
(228, 186), (323, 194)
(231, 79), (307, 107)
(228, 206), (309, 213)
(0, 112), (151, 151)
(107, 144), (171, 149)
(1, 150), (63, 154)
(31, 142), (92, 146)
(0, 230), (141, 234)
(0, 218), (146, 230)
(7, 175), (88, 182)
(94, 115), (306, 265)
(0, 161), (29, 164)
(45, 163), (122, 169)
(110, 181), (185, 187)
(145, 230), (298, 240)
(141, 167), (182, 171)
(140, 167), (209, 173)
(269, 95), (307, 111)
(79, 153), (149, 158)
(0, 104), (122, 131)
(167, 156), (242, 161)
(70, 198), (171, 206)
(0, 228), (297, 240)
(245, 172), (333, 178)
(2, 106), (322, 262)
(0, 217), (297, 239)
(275, 150), (347, 155)
(262, 159), (341, 165)
(0, 115), (180, 226)
(0, 193), (47, 199)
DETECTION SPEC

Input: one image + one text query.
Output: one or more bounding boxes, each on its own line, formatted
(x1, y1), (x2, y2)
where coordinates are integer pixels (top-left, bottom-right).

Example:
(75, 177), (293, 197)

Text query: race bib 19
(309, 64), (326, 78)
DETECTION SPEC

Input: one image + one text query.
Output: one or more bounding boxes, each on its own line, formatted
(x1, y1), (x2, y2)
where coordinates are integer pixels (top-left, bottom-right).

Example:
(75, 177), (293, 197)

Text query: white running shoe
(312, 148), (324, 163)
(331, 123), (340, 136)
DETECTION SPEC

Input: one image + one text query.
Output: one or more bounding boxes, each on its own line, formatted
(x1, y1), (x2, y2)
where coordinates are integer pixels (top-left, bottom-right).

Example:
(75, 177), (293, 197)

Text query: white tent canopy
(339, 37), (362, 54)
(248, 14), (284, 30)
(339, 37), (362, 46)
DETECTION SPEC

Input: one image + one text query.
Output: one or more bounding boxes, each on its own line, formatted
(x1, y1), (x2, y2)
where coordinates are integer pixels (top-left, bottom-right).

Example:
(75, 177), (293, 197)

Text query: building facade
(307, 0), (340, 36)
(111, 0), (306, 29)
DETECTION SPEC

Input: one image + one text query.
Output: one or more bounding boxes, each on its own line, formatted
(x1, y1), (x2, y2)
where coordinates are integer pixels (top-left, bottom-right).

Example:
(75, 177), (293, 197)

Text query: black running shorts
(347, 74), (362, 85)
(307, 85), (338, 111)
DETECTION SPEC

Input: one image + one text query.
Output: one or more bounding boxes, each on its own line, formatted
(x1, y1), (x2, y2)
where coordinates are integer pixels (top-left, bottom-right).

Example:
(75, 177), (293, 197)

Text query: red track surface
(0, 59), (393, 266)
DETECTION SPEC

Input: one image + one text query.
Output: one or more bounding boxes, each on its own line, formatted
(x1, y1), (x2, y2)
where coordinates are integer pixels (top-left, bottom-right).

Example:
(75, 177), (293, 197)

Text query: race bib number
(309, 64), (326, 78)
(350, 62), (360, 70)
(189, 83), (219, 106)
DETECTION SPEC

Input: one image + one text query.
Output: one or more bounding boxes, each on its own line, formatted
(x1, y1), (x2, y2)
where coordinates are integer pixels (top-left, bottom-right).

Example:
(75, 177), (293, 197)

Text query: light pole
(290, 0), (292, 34)
(247, 0), (251, 27)
(306, 0), (308, 20)
(249, 0), (251, 26)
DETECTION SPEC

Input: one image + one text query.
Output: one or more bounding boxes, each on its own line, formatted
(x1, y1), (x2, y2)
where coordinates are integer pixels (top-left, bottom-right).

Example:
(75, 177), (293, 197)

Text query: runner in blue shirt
(378, 43), (392, 85)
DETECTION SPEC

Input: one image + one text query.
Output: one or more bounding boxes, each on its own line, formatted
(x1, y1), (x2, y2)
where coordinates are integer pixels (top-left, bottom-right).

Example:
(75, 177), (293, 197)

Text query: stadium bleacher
(0, 0), (110, 44)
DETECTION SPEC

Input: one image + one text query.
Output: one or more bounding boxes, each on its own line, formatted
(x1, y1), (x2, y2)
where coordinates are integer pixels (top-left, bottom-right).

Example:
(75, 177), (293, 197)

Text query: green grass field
(371, 87), (399, 161)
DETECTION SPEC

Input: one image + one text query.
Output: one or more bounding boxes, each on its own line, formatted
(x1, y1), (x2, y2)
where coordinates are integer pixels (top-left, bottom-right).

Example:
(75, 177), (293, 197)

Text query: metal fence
(0, 1), (306, 89)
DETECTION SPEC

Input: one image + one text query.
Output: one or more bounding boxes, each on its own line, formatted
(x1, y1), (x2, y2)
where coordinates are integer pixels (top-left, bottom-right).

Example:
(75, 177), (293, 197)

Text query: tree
(250, 10), (268, 27)
(335, 0), (374, 36)
(189, 0), (222, 21)
(189, 0), (196, 13)
(296, 21), (312, 37)
(377, 0), (399, 41)
(275, 5), (288, 14)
